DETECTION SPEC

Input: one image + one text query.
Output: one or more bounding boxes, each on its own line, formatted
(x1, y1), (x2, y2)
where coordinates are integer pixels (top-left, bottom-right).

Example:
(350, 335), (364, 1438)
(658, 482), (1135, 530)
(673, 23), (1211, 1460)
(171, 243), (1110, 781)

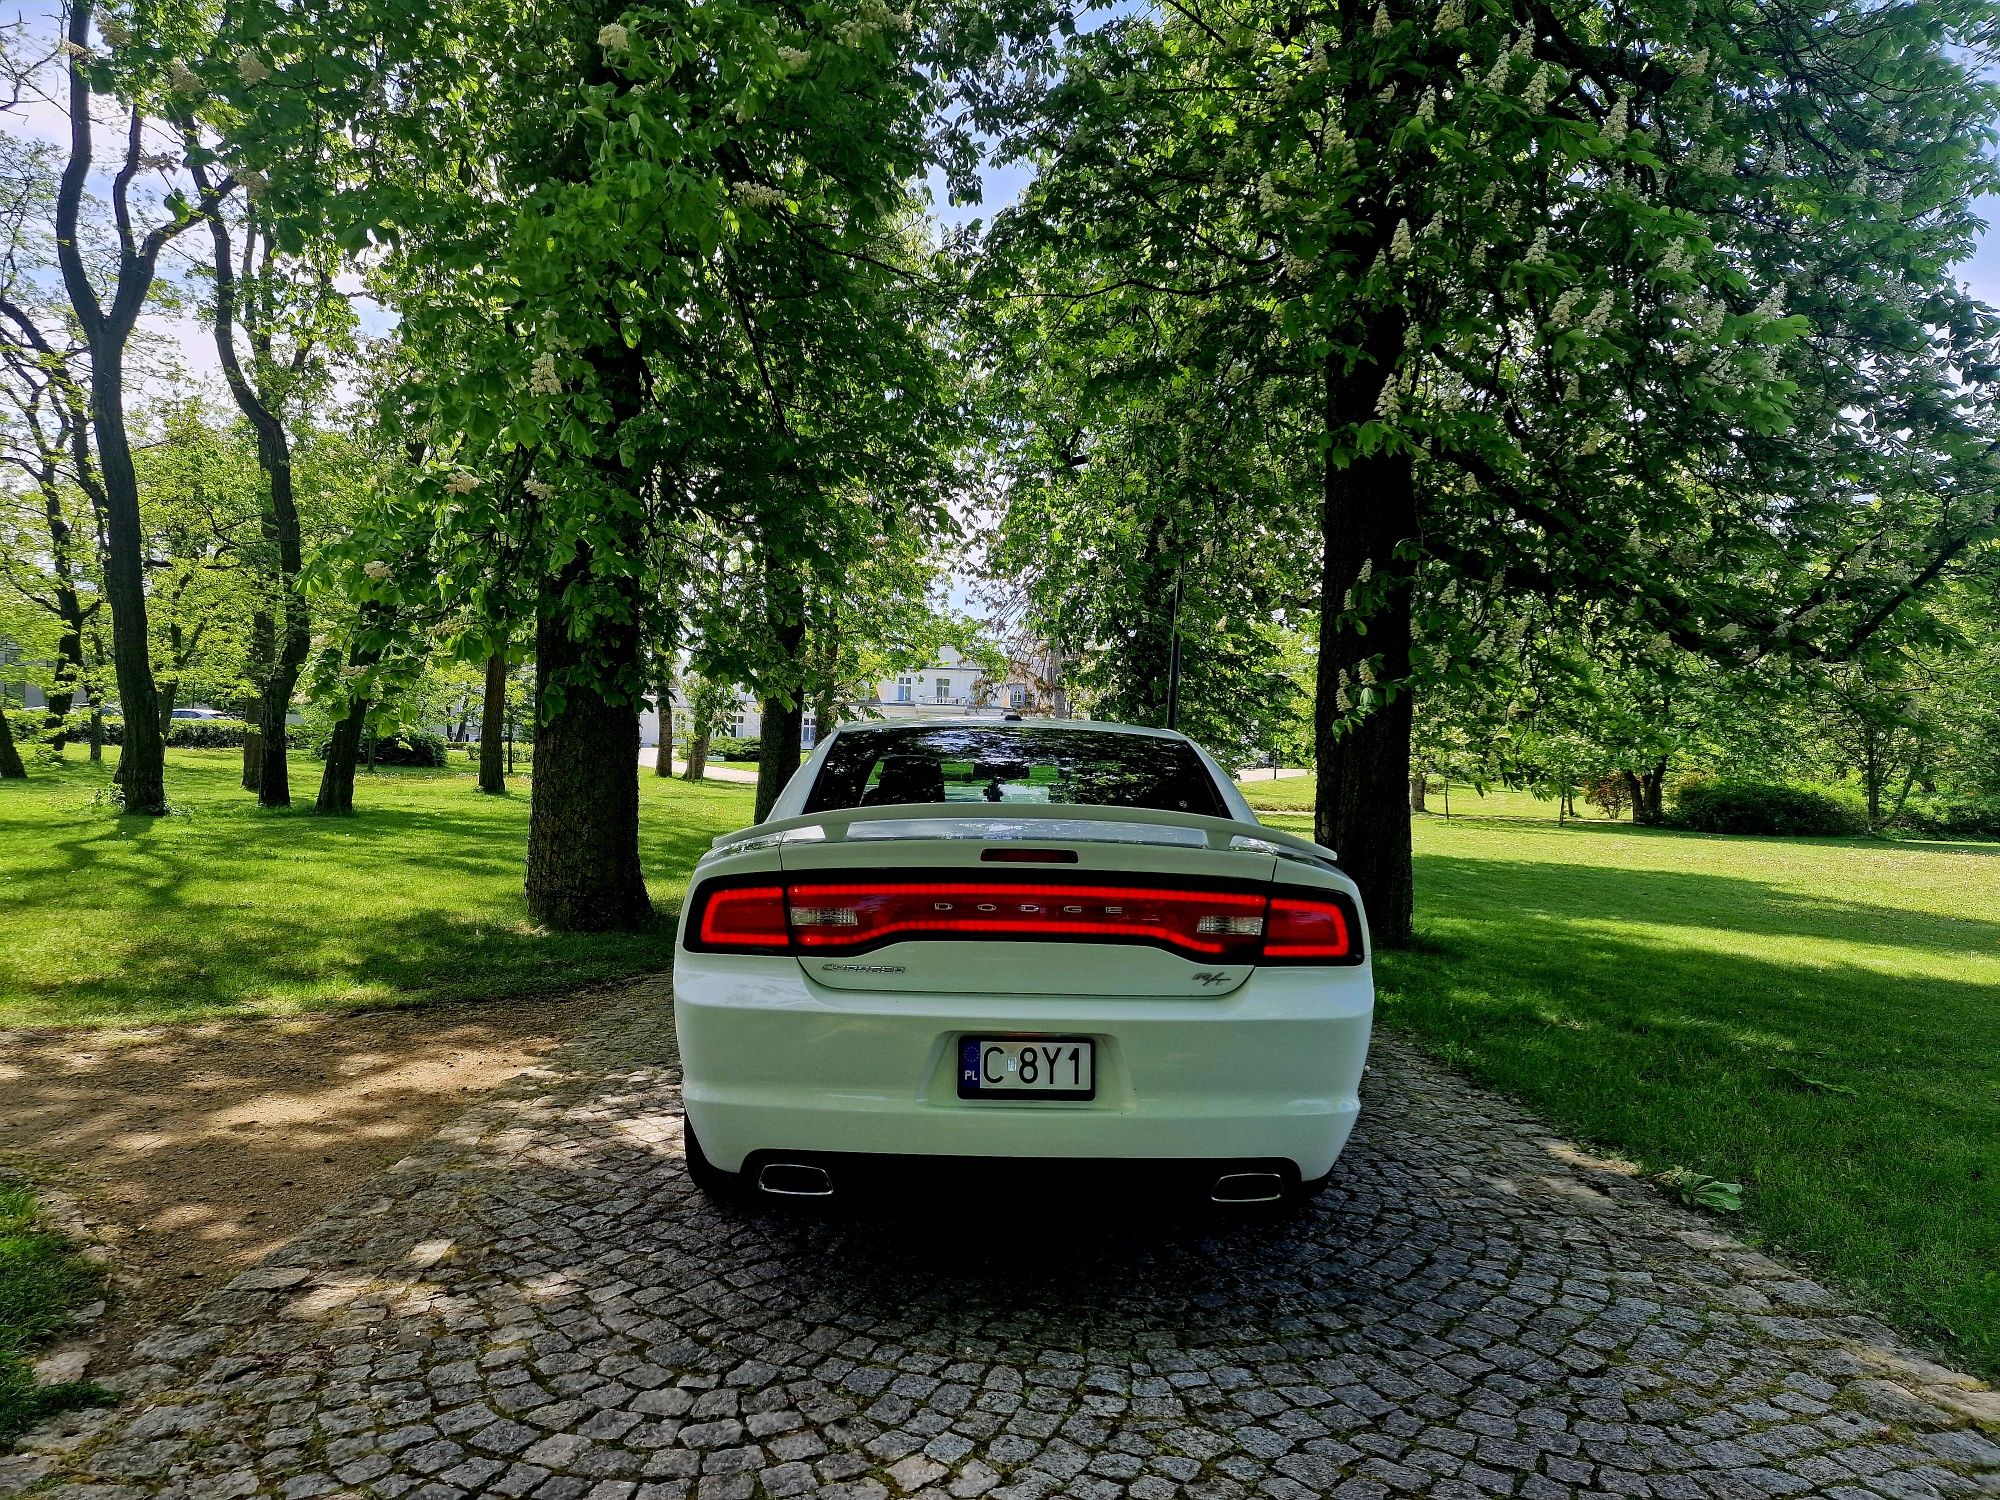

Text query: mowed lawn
(0, 748), (759, 1027)
(1265, 790), (2000, 1380)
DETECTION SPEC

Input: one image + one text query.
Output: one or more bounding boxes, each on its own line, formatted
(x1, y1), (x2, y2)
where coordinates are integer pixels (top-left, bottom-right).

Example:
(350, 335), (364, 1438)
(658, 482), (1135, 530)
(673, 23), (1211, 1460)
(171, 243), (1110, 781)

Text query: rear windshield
(803, 726), (1228, 817)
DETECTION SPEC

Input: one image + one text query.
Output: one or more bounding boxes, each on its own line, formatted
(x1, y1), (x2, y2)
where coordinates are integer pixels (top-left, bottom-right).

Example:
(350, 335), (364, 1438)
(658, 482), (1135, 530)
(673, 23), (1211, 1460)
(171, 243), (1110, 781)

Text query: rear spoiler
(708, 802), (1339, 870)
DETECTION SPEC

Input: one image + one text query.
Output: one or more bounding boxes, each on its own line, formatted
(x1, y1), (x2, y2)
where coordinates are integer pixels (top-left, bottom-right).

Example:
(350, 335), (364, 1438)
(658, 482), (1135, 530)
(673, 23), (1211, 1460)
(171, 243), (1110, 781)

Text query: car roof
(826, 717), (1191, 742)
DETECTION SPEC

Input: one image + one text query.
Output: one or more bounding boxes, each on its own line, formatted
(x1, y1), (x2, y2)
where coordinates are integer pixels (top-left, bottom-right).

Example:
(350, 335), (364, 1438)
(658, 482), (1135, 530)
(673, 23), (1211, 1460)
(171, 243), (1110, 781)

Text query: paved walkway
(6, 981), (1997, 1500)
(637, 752), (760, 785)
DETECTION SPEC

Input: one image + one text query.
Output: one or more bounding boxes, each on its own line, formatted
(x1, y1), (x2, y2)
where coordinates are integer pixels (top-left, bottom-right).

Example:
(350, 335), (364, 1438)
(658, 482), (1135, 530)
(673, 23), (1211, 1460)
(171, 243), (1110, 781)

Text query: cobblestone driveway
(7, 980), (1998, 1500)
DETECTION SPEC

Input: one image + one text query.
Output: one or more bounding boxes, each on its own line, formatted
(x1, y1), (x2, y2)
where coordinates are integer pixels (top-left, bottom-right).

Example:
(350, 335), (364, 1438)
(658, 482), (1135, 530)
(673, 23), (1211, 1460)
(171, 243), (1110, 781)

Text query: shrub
(1, 712), (282, 750)
(1892, 794), (2000, 840)
(704, 734), (761, 762)
(1671, 778), (1866, 837)
(312, 728), (447, 768)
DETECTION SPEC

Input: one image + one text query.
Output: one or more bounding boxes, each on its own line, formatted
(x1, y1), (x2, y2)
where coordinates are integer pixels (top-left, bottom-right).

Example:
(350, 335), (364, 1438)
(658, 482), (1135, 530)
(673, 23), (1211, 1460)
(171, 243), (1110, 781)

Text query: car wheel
(682, 1120), (741, 1200)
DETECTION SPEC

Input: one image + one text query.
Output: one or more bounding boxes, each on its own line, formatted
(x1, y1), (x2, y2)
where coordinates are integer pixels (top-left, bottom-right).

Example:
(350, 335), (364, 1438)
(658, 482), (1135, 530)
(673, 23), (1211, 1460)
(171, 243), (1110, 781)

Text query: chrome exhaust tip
(757, 1162), (834, 1198)
(1211, 1171), (1287, 1205)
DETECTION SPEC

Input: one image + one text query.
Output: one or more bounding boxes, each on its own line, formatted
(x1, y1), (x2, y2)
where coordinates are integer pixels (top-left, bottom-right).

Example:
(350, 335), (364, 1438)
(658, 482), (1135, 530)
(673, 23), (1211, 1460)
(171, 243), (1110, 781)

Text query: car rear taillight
(687, 876), (1363, 965)
(695, 884), (791, 950)
(1261, 892), (1355, 963)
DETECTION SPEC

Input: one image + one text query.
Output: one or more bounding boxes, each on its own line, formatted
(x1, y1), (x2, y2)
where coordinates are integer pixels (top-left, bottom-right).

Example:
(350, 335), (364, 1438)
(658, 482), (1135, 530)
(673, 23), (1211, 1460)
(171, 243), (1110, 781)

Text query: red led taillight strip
(684, 876), (1362, 965)
(785, 881), (1268, 960)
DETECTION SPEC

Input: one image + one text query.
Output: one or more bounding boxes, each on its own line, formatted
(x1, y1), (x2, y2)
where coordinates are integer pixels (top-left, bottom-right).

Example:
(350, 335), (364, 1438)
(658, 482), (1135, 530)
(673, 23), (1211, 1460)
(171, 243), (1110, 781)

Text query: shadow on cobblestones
(5, 979), (1998, 1500)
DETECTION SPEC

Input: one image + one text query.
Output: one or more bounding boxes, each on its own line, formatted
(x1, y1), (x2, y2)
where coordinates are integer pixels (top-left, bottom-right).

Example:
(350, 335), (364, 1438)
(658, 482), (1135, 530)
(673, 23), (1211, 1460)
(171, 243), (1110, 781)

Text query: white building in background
(638, 643), (1066, 751)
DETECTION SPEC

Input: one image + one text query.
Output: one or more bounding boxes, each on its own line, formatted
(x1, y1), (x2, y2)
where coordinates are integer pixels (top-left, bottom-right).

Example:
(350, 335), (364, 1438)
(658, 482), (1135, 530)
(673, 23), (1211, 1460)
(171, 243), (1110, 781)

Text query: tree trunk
(683, 729), (709, 782)
(316, 699), (368, 814)
(479, 651), (508, 794)
(1313, 338), (1418, 948)
(93, 352), (166, 811)
(1407, 769), (1427, 813)
(524, 562), (652, 931)
(0, 707), (25, 779)
(756, 693), (804, 823)
(88, 707), (103, 762)
(653, 673), (674, 778)
(1629, 758), (1668, 825)
(241, 609), (272, 792)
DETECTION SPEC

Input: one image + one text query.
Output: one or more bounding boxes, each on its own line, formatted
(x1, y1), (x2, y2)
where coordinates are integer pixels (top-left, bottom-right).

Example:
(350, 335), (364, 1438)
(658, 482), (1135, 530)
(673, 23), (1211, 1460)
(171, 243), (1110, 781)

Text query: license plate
(959, 1037), (1095, 1100)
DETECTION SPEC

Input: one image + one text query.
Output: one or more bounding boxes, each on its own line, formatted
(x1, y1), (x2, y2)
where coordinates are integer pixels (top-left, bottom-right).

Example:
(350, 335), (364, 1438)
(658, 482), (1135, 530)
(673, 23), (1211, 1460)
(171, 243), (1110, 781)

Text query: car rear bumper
(673, 955), (1373, 1180)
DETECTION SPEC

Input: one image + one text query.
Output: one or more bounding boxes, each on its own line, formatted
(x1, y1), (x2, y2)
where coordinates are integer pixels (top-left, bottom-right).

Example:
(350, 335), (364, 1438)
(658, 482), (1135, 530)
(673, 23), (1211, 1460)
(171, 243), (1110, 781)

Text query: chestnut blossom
(1433, 0), (1463, 29)
(528, 351), (561, 396)
(235, 49), (270, 84)
(59, 39), (93, 59)
(731, 181), (786, 210)
(445, 471), (480, 495)
(776, 45), (810, 70)
(98, 16), (132, 46)
(598, 22), (629, 50)
(237, 167), (269, 201)
(168, 59), (203, 96)
(1389, 218), (1413, 262)
(363, 560), (392, 581)
(525, 477), (556, 500)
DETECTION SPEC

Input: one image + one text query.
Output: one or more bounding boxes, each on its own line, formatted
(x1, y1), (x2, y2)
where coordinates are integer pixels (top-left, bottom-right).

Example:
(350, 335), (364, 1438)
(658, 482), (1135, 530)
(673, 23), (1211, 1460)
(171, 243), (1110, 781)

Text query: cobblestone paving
(6, 978), (1998, 1500)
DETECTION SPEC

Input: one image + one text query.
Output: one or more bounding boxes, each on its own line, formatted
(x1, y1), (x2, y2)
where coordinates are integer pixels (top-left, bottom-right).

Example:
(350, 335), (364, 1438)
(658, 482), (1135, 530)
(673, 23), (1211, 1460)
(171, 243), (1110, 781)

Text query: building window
(896, 676), (912, 703)
(934, 678), (951, 703)
(1008, 684), (1026, 709)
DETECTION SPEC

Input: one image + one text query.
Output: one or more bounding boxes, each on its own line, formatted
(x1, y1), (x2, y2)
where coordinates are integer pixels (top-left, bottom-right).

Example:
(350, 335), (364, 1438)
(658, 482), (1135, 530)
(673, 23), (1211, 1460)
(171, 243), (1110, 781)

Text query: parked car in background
(673, 718), (1374, 1208)
(169, 707), (229, 720)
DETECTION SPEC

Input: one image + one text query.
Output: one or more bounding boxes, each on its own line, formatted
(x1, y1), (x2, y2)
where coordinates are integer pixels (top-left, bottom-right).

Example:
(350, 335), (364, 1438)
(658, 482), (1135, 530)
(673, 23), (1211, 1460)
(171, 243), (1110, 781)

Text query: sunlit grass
(0, 749), (759, 1027)
(0, 1184), (109, 1446)
(1265, 790), (2000, 1380)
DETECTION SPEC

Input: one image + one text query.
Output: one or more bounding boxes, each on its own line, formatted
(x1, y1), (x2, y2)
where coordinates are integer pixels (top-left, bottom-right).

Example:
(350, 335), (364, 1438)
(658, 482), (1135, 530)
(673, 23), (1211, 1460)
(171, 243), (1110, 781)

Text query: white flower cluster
(1521, 63), (1551, 112)
(1372, 3), (1391, 35)
(834, 0), (913, 46)
(529, 351), (561, 395)
(1389, 218), (1414, 261)
(363, 560), (392, 581)
(1434, 0), (1464, 31)
(1257, 172), (1284, 214)
(59, 39), (93, 59)
(1282, 249), (1314, 281)
(525, 477), (555, 500)
(445, 471), (480, 495)
(98, 15), (132, 46)
(1413, 88), (1436, 125)
(138, 151), (179, 170)
(732, 180), (786, 210)
(168, 59), (203, 96)
(598, 22), (630, 50)
(235, 49), (270, 84)
(1681, 46), (1708, 77)
(776, 44), (811, 71)
(1656, 238), (1692, 276)
(237, 166), (269, 201)
(1753, 286), (1787, 320)
(1523, 226), (1549, 265)
(1600, 95), (1628, 147)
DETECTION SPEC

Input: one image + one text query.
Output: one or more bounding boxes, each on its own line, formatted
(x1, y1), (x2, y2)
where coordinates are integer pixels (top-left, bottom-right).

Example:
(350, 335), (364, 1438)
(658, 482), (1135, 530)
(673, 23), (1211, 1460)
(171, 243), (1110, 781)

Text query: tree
(982, 0), (2000, 941)
(478, 648), (510, 794)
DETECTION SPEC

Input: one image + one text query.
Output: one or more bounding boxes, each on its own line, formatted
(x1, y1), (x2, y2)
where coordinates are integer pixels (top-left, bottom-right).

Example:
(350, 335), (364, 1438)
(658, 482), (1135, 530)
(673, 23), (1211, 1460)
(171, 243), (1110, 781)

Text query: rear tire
(683, 1120), (741, 1201)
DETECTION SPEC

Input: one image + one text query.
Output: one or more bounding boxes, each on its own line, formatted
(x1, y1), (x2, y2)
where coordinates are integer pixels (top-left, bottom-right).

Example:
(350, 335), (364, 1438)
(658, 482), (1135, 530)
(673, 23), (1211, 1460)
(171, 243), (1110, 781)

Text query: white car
(673, 719), (1373, 1207)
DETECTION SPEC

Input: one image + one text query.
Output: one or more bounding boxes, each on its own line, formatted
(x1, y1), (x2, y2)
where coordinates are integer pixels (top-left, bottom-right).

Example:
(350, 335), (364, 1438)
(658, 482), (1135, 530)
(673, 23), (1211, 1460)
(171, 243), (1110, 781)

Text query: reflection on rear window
(803, 726), (1226, 817)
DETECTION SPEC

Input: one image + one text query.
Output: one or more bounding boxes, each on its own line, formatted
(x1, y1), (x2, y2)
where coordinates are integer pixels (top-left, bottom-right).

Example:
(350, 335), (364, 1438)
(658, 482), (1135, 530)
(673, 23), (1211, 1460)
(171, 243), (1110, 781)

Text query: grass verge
(0, 748), (759, 1027)
(0, 1183), (110, 1447)
(1267, 793), (2000, 1380)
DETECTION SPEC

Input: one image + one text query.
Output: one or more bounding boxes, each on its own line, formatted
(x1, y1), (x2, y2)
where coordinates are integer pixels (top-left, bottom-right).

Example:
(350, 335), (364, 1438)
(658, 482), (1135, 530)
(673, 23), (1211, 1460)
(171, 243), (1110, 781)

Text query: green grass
(0, 1184), (110, 1446)
(1264, 792), (2000, 1380)
(0, 749), (759, 1027)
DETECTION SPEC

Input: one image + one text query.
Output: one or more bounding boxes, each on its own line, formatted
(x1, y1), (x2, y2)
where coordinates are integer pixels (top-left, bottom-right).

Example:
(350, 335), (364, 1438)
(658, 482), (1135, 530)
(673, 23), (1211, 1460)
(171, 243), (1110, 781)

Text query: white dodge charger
(673, 718), (1374, 1206)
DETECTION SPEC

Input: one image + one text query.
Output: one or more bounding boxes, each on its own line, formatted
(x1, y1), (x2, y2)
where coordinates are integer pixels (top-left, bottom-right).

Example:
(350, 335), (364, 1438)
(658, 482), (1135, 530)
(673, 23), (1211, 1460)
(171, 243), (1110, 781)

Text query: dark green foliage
(1893, 794), (2000, 840)
(0, 1184), (112, 1447)
(4, 714), (288, 751)
(705, 735), (761, 764)
(1672, 779), (1867, 837)
(314, 730), (446, 769)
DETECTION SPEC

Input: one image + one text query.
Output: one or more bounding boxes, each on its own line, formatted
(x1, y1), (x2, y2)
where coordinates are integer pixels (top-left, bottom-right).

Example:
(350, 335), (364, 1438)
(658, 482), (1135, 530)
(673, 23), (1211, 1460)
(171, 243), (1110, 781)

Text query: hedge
(1671, 778), (1867, 836)
(313, 728), (447, 768)
(1891, 794), (2000, 840)
(705, 733), (761, 762)
(3, 711), (288, 750)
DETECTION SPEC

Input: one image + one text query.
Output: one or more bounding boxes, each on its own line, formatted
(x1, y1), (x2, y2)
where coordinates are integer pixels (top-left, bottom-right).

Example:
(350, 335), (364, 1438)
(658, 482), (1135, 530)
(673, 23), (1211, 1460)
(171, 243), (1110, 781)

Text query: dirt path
(0, 991), (620, 1372)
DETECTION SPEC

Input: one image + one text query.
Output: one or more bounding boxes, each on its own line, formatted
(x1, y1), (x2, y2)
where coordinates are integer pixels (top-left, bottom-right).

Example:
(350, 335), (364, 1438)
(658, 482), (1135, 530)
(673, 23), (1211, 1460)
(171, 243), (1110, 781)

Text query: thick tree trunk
(88, 707), (103, 762)
(525, 563), (652, 931)
(0, 707), (25, 779)
(653, 674), (674, 778)
(479, 652), (508, 794)
(242, 610), (272, 792)
(1313, 339), (1418, 948)
(92, 353), (166, 812)
(756, 693), (804, 823)
(1629, 759), (1668, 825)
(683, 730), (709, 782)
(316, 699), (368, 814)
(1408, 769), (1427, 813)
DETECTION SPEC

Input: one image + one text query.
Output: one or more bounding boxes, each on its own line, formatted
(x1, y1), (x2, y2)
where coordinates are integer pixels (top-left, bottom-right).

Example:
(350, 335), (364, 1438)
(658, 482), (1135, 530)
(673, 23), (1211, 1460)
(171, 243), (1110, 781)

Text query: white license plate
(959, 1037), (1095, 1099)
